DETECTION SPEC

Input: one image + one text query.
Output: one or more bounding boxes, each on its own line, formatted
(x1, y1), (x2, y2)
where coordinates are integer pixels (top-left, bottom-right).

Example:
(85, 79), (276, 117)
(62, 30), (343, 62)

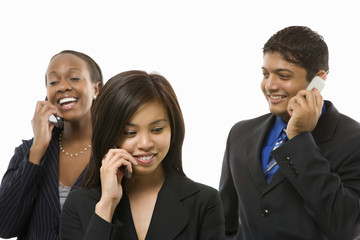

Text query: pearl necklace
(59, 132), (91, 157)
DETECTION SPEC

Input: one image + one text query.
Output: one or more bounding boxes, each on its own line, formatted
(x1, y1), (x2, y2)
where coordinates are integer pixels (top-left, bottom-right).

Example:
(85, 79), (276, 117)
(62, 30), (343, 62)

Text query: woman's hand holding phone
(95, 148), (137, 222)
(29, 101), (62, 165)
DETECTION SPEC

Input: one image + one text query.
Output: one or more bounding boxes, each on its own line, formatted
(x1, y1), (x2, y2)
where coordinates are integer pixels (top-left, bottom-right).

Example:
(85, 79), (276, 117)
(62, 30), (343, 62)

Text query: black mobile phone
(45, 97), (64, 128)
(120, 166), (132, 179)
(114, 146), (132, 178)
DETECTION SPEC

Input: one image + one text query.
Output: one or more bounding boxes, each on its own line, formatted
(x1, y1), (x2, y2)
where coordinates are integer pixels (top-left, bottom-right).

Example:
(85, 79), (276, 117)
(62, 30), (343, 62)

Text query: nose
(137, 132), (153, 150)
(56, 79), (72, 92)
(264, 74), (279, 92)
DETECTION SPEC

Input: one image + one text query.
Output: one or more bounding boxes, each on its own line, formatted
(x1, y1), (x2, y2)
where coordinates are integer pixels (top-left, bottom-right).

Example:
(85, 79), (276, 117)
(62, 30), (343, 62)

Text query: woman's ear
(93, 81), (101, 97)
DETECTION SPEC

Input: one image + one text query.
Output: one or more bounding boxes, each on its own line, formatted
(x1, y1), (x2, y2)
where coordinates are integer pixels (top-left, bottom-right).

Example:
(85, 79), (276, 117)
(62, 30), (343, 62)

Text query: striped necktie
(264, 128), (288, 183)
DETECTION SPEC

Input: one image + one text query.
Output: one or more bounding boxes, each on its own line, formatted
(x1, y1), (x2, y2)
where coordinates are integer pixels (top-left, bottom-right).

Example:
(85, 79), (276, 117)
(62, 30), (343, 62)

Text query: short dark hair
(46, 50), (103, 87)
(82, 70), (186, 188)
(263, 26), (329, 81)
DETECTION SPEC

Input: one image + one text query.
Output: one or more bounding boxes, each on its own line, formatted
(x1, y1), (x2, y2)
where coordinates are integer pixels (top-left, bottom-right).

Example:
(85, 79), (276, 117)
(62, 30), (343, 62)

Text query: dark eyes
(47, 77), (80, 86)
(152, 127), (164, 133)
(278, 74), (291, 79)
(124, 131), (136, 136)
(262, 72), (291, 80)
(48, 81), (58, 86)
(124, 127), (164, 137)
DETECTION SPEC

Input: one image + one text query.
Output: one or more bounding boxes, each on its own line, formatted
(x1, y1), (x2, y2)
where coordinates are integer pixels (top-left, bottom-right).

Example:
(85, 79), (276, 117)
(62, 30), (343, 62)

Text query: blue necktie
(264, 128), (288, 183)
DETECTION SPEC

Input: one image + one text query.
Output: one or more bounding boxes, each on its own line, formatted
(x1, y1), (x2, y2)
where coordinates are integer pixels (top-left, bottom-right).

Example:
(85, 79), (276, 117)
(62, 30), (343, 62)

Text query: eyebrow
(126, 119), (168, 127)
(48, 68), (82, 76)
(262, 67), (294, 74)
(275, 68), (294, 73)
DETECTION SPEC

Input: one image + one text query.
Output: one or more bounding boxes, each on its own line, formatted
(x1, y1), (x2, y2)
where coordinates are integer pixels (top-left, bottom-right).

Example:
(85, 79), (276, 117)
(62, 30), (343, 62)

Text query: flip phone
(306, 75), (326, 93)
(45, 97), (64, 128)
(49, 114), (64, 128)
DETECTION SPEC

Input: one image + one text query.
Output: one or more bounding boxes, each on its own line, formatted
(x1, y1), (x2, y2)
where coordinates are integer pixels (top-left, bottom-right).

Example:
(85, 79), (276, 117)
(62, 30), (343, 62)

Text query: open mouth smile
(134, 154), (157, 165)
(268, 94), (287, 103)
(58, 97), (78, 109)
(269, 95), (284, 100)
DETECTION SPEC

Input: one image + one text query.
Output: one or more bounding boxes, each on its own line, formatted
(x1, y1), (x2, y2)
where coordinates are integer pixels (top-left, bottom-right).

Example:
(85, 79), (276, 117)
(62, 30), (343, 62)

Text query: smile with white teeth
(59, 97), (77, 105)
(138, 155), (154, 161)
(135, 154), (156, 164)
(269, 95), (284, 100)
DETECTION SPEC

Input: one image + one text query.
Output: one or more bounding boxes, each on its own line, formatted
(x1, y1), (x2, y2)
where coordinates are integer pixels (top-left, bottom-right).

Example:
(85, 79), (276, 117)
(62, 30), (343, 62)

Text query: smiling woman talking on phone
(0, 50), (103, 240)
(60, 70), (225, 240)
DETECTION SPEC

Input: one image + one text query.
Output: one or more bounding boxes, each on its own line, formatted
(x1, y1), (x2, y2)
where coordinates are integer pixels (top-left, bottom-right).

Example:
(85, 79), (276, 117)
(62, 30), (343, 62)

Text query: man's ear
(316, 70), (328, 80)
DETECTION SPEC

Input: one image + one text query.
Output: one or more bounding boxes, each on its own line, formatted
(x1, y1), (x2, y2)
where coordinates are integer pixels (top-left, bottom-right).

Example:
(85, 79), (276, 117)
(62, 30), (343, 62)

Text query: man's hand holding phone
(286, 88), (323, 140)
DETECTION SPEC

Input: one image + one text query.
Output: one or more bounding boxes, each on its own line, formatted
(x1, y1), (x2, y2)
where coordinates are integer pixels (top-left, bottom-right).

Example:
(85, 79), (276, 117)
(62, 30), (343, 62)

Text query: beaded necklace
(59, 131), (91, 157)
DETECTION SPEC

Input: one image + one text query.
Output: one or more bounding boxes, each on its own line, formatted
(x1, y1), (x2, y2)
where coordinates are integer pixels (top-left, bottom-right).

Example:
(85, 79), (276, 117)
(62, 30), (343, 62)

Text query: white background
(1, 1), (360, 238)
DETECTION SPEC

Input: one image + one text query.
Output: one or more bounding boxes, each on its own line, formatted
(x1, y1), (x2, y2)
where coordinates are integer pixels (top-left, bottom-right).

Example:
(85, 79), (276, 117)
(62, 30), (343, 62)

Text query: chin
(269, 108), (288, 120)
(273, 112), (290, 122)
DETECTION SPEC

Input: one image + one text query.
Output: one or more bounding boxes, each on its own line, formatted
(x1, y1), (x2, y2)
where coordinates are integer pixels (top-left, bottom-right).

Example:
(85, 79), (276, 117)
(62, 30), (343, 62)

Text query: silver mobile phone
(49, 114), (64, 128)
(306, 76), (326, 92)
(45, 97), (64, 128)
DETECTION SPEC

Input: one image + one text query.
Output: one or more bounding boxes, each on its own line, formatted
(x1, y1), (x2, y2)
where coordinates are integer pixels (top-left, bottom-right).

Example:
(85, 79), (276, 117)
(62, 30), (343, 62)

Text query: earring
(93, 95), (97, 100)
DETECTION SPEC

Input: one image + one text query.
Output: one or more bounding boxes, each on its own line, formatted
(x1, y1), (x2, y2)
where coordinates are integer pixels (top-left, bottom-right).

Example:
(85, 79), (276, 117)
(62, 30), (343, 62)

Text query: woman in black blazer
(0, 50), (103, 239)
(60, 70), (225, 239)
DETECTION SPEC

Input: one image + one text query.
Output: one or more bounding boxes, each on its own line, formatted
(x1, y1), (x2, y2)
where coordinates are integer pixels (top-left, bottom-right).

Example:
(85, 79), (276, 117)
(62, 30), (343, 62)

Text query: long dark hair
(82, 70), (186, 188)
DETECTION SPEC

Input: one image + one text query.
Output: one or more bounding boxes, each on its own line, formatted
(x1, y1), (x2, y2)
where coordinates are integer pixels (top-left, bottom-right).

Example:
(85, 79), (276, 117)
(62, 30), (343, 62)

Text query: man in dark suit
(219, 26), (360, 240)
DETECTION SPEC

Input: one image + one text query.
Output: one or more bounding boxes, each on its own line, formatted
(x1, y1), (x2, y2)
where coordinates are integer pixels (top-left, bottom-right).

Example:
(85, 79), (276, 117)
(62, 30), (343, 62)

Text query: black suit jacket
(0, 129), (85, 240)
(60, 174), (225, 239)
(219, 101), (360, 240)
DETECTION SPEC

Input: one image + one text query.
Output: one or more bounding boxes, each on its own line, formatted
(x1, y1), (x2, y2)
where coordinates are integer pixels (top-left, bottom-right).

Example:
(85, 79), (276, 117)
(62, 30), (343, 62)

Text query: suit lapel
(146, 175), (195, 239)
(245, 115), (287, 194)
(263, 166), (287, 194)
(246, 115), (274, 192)
(85, 175), (197, 239)
(312, 101), (338, 143)
(41, 131), (61, 218)
(40, 129), (89, 218)
(112, 192), (138, 239)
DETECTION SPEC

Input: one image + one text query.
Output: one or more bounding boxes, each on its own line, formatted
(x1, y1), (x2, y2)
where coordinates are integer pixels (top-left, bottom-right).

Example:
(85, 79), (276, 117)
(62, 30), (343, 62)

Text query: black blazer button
(261, 209), (270, 217)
